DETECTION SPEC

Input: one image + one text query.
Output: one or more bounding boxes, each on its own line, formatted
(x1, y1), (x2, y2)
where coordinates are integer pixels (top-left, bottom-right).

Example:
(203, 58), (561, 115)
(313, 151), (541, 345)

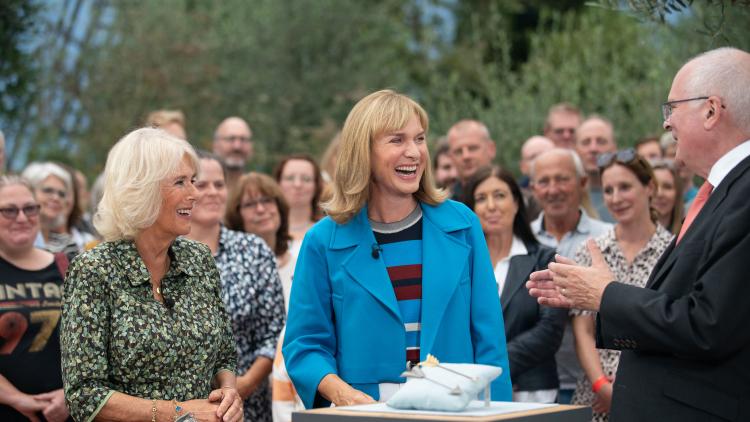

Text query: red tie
(677, 181), (714, 244)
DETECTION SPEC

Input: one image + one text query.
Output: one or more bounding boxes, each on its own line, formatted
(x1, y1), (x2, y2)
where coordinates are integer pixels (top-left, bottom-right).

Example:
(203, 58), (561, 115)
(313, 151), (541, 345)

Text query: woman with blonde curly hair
(61, 128), (242, 422)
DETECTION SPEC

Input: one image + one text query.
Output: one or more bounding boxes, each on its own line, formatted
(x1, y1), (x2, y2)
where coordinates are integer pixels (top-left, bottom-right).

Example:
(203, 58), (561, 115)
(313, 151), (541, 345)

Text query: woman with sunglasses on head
(570, 149), (673, 421)
(0, 176), (70, 422)
(186, 152), (285, 422)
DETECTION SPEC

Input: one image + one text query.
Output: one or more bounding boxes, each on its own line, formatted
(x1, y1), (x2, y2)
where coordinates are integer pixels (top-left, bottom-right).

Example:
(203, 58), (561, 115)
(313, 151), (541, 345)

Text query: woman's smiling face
(369, 114), (427, 203)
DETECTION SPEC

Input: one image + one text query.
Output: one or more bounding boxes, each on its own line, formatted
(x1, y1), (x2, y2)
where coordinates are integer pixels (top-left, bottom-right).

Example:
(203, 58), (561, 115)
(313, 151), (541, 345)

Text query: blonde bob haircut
(94, 127), (199, 241)
(323, 89), (446, 224)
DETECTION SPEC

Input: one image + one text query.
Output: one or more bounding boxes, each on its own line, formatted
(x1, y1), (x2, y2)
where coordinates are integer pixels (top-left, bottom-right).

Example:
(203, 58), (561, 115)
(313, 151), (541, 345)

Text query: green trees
(413, 1), (749, 170)
(0, 0), (40, 165)
(3, 0), (749, 175)
(38, 0), (422, 173)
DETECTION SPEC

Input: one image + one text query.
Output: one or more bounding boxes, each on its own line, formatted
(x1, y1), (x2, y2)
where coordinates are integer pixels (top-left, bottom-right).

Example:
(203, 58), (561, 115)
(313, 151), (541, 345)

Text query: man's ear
(487, 140), (497, 159)
(704, 96), (723, 130)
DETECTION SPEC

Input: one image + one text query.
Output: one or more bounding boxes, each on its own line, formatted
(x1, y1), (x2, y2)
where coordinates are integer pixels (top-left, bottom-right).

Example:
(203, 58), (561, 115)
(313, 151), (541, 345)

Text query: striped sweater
(371, 206), (423, 366)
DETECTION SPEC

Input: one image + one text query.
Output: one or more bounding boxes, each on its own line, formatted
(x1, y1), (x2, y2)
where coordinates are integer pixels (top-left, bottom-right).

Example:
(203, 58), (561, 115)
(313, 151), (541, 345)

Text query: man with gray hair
(529, 47), (750, 420)
(212, 116), (253, 190)
(529, 148), (611, 404)
(21, 161), (81, 259)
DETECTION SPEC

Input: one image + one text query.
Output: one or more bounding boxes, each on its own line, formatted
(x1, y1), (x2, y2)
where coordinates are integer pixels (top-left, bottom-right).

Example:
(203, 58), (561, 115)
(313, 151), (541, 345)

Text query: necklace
(153, 256), (171, 296)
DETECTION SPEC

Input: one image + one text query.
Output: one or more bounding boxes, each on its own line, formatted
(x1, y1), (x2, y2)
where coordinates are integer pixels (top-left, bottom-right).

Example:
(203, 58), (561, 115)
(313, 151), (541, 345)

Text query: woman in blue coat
(282, 89), (512, 408)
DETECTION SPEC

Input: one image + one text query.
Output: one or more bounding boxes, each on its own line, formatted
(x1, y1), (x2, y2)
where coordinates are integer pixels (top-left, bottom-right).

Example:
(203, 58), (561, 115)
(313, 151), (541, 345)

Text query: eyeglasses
(240, 196), (274, 210)
(0, 204), (42, 220)
(597, 148), (637, 169)
(39, 186), (67, 199)
(661, 96), (709, 121)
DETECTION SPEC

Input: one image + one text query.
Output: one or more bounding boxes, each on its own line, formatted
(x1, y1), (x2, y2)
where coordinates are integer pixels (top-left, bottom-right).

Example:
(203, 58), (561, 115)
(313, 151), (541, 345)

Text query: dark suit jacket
(502, 241), (566, 391)
(596, 154), (750, 421)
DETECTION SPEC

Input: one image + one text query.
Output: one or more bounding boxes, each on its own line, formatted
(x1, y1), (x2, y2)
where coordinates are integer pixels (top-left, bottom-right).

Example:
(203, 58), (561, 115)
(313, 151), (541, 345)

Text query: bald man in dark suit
(528, 47), (750, 421)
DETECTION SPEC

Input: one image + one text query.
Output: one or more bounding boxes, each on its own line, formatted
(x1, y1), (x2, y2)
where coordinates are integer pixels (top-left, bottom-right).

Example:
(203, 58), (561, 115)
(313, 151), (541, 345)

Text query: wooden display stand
(292, 405), (591, 422)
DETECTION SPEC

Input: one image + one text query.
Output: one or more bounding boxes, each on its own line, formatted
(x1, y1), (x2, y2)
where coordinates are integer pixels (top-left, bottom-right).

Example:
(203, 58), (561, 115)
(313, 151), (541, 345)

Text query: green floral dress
(61, 238), (237, 422)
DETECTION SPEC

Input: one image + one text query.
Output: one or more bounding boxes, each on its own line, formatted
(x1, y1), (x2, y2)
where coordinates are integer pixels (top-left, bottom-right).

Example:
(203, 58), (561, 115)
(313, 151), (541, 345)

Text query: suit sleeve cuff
(596, 281), (625, 349)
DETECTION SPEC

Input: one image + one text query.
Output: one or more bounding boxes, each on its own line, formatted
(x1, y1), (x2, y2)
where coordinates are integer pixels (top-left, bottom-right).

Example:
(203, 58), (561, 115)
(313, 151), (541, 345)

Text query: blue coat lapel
(420, 202), (471, 357)
(330, 202), (475, 356)
(333, 206), (402, 321)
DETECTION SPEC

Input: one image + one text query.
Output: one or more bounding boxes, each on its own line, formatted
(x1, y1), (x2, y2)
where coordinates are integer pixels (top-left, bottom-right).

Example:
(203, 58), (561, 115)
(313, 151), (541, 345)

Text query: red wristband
(591, 375), (610, 393)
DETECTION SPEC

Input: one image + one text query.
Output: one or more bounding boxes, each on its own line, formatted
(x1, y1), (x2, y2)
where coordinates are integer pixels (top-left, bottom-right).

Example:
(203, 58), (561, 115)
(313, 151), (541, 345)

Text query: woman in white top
(464, 165), (566, 403)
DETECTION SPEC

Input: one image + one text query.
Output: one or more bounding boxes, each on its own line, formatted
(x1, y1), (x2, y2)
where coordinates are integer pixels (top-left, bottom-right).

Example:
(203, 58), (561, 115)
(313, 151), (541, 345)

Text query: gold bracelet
(151, 399), (157, 422)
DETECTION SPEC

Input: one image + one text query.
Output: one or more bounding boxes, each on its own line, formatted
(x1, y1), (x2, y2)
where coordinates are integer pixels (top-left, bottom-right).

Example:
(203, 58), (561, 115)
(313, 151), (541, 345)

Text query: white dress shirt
(707, 139), (750, 188)
(493, 235), (527, 297)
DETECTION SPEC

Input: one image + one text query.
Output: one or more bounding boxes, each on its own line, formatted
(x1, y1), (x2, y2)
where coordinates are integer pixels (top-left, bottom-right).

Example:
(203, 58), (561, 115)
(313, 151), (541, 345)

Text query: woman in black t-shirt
(0, 175), (70, 422)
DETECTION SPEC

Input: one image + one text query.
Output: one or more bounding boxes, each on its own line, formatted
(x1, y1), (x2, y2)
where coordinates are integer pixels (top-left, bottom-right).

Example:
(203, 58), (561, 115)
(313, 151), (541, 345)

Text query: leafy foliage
(421, 6), (681, 170)
(5, 0), (750, 177)
(64, 0), (420, 174)
(0, 0), (40, 158)
(416, 1), (749, 172)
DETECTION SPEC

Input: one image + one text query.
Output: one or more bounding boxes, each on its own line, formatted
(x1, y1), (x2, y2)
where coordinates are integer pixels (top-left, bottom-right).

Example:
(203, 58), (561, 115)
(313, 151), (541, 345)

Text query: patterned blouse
(61, 238), (236, 422)
(214, 226), (286, 422)
(570, 224), (673, 421)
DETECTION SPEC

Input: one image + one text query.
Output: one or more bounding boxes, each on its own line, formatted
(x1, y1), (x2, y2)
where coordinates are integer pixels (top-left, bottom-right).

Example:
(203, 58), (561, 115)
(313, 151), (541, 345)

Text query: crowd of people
(0, 46), (748, 422)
